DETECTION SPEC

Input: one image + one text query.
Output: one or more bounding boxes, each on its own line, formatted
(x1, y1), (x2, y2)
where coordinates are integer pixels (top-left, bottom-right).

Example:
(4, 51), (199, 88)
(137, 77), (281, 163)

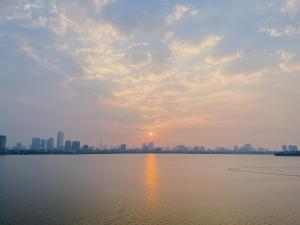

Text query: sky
(0, 0), (300, 149)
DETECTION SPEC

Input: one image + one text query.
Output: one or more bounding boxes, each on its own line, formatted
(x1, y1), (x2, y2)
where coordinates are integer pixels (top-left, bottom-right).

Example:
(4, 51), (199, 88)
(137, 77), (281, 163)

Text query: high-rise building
(120, 144), (126, 152)
(40, 139), (46, 151)
(71, 141), (81, 152)
(65, 140), (72, 152)
(46, 138), (54, 151)
(82, 144), (89, 152)
(57, 131), (64, 150)
(234, 145), (239, 151)
(0, 135), (7, 152)
(148, 142), (155, 151)
(288, 145), (298, 151)
(245, 143), (252, 151)
(32, 137), (41, 150)
(142, 143), (148, 151)
(176, 145), (188, 152)
(192, 146), (200, 151)
(16, 142), (22, 150)
(282, 145), (288, 151)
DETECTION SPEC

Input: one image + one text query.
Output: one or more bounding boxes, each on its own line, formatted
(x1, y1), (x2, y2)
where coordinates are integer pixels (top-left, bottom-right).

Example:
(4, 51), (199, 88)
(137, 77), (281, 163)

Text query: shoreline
(0, 150), (274, 155)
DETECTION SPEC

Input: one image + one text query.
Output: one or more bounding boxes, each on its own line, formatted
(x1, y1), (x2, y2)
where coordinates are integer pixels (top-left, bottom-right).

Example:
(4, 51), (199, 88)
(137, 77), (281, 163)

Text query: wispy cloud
(278, 51), (300, 73)
(260, 27), (282, 37)
(281, 0), (300, 14)
(166, 4), (198, 26)
(260, 25), (300, 37)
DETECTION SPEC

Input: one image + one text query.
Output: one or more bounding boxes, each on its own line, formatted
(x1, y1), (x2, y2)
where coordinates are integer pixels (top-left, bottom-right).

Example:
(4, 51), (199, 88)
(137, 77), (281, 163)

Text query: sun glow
(149, 132), (154, 136)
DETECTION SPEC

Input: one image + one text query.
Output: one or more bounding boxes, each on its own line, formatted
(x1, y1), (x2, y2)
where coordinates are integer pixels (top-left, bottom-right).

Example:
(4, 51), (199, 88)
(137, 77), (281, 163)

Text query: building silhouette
(120, 144), (126, 152)
(57, 131), (64, 150)
(41, 139), (46, 151)
(148, 142), (155, 151)
(142, 143), (148, 151)
(46, 138), (54, 151)
(82, 144), (89, 152)
(71, 141), (81, 152)
(65, 140), (72, 152)
(16, 142), (22, 150)
(32, 138), (41, 150)
(282, 145), (288, 151)
(288, 145), (298, 151)
(176, 145), (188, 152)
(0, 135), (7, 152)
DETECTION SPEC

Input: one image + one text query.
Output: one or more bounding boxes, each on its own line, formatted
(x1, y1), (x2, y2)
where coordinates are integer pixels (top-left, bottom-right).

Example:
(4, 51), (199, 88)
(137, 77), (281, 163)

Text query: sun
(149, 132), (154, 136)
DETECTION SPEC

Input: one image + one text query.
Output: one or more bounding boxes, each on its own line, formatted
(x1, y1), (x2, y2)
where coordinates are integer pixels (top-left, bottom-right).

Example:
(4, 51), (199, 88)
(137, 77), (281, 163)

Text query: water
(1, 154), (300, 225)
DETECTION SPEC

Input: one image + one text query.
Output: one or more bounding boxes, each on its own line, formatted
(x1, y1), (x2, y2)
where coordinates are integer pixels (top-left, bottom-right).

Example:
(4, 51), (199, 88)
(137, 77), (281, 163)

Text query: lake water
(1, 154), (300, 225)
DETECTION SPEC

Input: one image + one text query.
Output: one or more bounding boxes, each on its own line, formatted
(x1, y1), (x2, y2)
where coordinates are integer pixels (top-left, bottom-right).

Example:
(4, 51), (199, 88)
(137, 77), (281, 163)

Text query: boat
(274, 151), (300, 156)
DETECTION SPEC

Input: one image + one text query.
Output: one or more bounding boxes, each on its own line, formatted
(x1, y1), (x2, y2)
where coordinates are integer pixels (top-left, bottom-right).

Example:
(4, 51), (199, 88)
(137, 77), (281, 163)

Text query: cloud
(284, 25), (300, 36)
(278, 51), (300, 73)
(260, 27), (282, 37)
(165, 32), (223, 57)
(166, 4), (198, 26)
(206, 52), (242, 65)
(260, 26), (300, 37)
(281, 0), (300, 14)
(94, 0), (118, 9)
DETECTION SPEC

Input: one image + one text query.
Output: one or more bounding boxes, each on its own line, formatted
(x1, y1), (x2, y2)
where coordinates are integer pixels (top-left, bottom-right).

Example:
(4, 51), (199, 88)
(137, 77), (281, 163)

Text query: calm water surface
(1, 154), (300, 225)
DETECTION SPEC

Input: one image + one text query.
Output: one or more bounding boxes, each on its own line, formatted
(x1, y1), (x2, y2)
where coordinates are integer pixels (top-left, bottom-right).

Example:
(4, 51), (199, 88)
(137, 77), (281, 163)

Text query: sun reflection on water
(145, 154), (158, 206)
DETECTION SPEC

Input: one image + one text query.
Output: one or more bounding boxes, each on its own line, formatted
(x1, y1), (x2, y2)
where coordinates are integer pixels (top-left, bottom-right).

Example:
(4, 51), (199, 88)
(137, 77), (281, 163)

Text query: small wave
(228, 167), (300, 178)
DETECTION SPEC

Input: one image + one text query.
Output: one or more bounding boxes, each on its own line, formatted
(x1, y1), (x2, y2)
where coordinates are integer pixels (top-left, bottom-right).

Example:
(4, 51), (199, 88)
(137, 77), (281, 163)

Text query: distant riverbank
(0, 150), (274, 155)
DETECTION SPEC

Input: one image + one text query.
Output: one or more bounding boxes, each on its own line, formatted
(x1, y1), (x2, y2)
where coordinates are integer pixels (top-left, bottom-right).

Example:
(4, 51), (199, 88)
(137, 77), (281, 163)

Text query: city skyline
(1, 126), (299, 149)
(1, 130), (298, 152)
(1, 0), (300, 148)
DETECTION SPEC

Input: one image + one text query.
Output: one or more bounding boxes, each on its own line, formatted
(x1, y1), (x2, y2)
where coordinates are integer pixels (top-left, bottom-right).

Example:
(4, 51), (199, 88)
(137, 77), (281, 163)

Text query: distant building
(200, 146), (206, 152)
(191, 146), (205, 152)
(120, 144), (126, 152)
(154, 147), (162, 152)
(240, 143), (252, 152)
(40, 139), (46, 151)
(32, 137), (41, 150)
(71, 141), (81, 152)
(282, 145), (288, 151)
(46, 138), (54, 151)
(176, 145), (188, 152)
(82, 145), (89, 152)
(57, 131), (64, 150)
(16, 142), (22, 150)
(148, 142), (155, 151)
(215, 147), (226, 152)
(288, 145), (298, 151)
(234, 145), (239, 151)
(142, 143), (148, 151)
(65, 140), (72, 152)
(0, 135), (7, 152)
(245, 143), (252, 151)
(192, 146), (200, 151)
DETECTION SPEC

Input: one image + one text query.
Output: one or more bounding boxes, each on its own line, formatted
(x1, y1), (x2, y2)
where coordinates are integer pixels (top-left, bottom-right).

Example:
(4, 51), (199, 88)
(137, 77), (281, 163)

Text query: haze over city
(1, 0), (300, 149)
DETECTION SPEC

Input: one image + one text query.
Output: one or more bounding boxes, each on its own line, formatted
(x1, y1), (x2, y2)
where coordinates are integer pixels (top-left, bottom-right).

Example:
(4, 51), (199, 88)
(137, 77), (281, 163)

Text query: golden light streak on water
(145, 154), (158, 206)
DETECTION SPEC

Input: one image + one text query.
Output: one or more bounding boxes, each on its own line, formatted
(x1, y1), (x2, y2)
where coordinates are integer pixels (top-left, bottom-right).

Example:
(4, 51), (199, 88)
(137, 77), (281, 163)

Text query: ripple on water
(228, 167), (300, 178)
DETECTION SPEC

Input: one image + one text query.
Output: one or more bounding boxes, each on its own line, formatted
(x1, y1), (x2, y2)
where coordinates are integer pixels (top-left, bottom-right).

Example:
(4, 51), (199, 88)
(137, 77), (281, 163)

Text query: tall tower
(57, 131), (64, 150)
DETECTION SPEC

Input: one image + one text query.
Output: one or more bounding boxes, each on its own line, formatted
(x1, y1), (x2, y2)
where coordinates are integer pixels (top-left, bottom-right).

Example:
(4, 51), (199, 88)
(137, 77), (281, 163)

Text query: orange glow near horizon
(145, 154), (158, 206)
